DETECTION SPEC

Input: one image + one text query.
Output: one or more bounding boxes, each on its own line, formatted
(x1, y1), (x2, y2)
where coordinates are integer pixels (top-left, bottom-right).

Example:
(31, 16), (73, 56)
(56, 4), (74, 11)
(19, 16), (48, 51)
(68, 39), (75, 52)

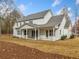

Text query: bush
(60, 35), (67, 40)
(69, 35), (74, 39)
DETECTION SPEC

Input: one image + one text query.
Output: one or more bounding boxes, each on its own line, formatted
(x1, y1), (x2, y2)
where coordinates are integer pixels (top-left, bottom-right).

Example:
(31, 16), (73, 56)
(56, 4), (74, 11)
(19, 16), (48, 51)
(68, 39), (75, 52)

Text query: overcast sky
(14, 0), (79, 24)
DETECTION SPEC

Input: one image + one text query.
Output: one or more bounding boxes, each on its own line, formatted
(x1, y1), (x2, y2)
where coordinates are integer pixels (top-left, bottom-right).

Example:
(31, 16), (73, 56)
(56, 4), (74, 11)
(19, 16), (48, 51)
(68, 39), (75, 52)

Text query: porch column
(21, 29), (24, 38)
(21, 30), (22, 38)
(35, 28), (37, 40)
(53, 28), (55, 36)
(38, 28), (40, 40)
(26, 29), (27, 39)
(48, 29), (49, 38)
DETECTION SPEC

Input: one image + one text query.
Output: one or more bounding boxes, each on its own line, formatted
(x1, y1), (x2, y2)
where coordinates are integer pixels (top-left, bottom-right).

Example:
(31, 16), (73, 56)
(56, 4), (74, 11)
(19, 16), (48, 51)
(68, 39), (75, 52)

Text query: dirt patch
(0, 41), (78, 59)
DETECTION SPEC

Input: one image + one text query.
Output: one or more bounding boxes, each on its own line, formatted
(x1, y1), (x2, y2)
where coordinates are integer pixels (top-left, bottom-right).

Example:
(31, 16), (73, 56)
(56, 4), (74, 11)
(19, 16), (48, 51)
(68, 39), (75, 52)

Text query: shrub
(60, 35), (67, 40)
(69, 35), (74, 39)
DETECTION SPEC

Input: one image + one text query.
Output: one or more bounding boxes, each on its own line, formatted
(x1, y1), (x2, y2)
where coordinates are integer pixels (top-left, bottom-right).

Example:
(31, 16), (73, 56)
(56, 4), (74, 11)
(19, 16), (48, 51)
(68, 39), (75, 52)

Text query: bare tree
(0, 0), (22, 34)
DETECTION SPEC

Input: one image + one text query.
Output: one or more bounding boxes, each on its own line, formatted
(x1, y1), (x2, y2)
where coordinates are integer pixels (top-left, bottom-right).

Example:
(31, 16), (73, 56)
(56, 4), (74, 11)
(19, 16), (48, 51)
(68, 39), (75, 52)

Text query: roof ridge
(25, 9), (51, 17)
(18, 9), (52, 22)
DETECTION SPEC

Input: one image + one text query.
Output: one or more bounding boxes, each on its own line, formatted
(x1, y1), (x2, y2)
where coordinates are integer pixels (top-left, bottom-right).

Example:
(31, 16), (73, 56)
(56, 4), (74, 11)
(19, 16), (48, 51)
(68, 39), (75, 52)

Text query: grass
(0, 35), (79, 58)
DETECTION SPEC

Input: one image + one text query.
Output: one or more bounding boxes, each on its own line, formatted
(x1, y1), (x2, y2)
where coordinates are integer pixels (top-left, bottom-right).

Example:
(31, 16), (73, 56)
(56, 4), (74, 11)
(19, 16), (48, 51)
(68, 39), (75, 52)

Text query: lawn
(0, 35), (79, 58)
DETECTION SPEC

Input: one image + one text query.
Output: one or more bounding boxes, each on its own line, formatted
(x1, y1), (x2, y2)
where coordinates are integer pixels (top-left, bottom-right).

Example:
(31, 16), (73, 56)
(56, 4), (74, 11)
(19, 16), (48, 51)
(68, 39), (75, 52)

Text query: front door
(23, 29), (26, 36)
(46, 30), (48, 37)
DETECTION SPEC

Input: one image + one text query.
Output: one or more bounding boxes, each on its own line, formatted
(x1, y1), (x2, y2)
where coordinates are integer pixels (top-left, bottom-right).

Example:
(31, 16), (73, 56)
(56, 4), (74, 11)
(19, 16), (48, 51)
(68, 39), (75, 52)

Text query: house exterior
(13, 9), (72, 41)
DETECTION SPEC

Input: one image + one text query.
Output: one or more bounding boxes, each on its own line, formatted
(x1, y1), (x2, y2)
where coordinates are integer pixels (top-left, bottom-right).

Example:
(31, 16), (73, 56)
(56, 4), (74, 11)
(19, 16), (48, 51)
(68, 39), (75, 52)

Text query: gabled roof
(64, 16), (71, 28)
(17, 23), (38, 29)
(39, 15), (71, 28)
(16, 8), (71, 29)
(17, 9), (52, 22)
(39, 15), (64, 28)
(17, 15), (65, 29)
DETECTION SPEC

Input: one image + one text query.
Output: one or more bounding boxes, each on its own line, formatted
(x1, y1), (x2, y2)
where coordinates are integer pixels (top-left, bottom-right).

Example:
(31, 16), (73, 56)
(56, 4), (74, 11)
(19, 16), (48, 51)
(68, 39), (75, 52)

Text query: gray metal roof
(17, 14), (71, 29)
(64, 16), (71, 28)
(39, 15), (64, 28)
(17, 9), (52, 22)
(17, 15), (64, 29)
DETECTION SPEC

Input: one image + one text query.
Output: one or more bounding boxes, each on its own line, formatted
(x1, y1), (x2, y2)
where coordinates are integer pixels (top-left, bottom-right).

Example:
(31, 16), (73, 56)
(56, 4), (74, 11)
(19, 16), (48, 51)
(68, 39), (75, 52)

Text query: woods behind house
(0, 10), (21, 34)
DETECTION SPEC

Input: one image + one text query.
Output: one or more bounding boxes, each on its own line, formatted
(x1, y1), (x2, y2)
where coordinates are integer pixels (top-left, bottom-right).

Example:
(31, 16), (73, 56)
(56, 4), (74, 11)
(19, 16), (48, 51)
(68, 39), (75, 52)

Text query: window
(49, 30), (53, 36)
(17, 30), (21, 35)
(60, 30), (61, 35)
(46, 30), (48, 37)
(24, 30), (26, 35)
(32, 30), (35, 37)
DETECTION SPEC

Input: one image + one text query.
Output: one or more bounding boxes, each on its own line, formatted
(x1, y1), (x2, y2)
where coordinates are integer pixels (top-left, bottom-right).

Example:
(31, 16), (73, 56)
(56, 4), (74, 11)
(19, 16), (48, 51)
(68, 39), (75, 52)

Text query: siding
(33, 11), (52, 25)
(55, 17), (66, 40)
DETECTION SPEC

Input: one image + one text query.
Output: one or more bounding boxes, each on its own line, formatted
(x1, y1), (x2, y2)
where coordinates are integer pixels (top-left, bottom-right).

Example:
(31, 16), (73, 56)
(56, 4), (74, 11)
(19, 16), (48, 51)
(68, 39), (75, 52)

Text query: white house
(13, 9), (72, 41)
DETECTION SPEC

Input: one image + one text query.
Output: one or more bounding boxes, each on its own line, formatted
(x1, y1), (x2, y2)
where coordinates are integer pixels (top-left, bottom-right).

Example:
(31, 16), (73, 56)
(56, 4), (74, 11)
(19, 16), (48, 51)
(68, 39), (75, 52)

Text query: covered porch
(20, 27), (57, 40)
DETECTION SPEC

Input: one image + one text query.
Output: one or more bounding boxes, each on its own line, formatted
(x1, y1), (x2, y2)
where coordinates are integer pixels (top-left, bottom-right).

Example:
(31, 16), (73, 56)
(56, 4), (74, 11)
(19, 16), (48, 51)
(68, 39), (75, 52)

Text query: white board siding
(21, 22), (24, 25)
(55, 17), (66, 40)
(13, 21), (29, 28)
(13, 29), (22, 38)
(25, 21), (29, 23)
(13, 23), (18, 28)
(33, 11), (52, 25)
(59, 17), (66, 30)
(43, 11), (52, 24)
(55, 17), (72, 40)
(13, 28), (17, 36)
